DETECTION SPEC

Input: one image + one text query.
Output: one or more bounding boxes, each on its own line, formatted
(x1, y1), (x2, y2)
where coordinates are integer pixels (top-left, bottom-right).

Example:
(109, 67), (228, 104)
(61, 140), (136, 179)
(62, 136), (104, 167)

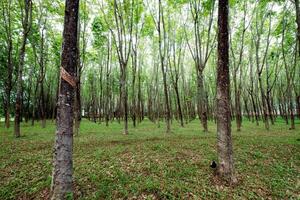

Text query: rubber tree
(51, 0), (79, 198)
(102, 0), (134, 134)
(14, 0), (33, 138)
(1, 0), (14, 129)
(216, 0), (237, 184)
(188, 0), (216, 132)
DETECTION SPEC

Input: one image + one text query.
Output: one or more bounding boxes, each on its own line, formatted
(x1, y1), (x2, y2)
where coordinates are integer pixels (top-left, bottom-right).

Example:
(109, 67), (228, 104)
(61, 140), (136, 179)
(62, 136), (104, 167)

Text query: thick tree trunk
(51, 0), (79, 199)
(216, 0), (236, 184)
(14, 0), (32, 138)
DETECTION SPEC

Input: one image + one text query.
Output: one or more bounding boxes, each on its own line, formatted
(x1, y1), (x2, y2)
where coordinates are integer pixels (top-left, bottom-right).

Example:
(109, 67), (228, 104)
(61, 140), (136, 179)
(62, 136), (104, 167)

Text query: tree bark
(216, 0), (236, 184)
(51, 0), (79, 198)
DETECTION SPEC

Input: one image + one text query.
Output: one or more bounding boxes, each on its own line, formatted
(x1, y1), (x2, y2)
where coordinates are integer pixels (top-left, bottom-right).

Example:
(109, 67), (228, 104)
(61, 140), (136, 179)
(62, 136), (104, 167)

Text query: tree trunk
(40, 81), (46, 128)
(4, 39), (13, 129)
(98, 60), (104, 123)
(296, 95), (300, 119)
(39, 30), (46, 128)
(74, 12), (81, 136)
(197, 73), (208, 132)
(2, 0), (13, 129)
(105, 35), (111, 127)
(158, 0), (171, 133)
(282, 15), (296, 130)
(243, 97), (250, 121)
(235, 85), (242, 131)
(131, 50), (137, 128)
(137, 63), (142, 123)
(216, 0), (236, 184)
(14, 0), (32, 138)
(289, 100), (295, 130)
(174, 84), (184, 127)
(295, 28), (300, 120)
(258, 76), (269, 130)
(121, 65), (129, 134)
(110, 0), (133, 134)
(51, 0), (79, 198)
(266, 91), (274, 125)
(74, 74), (81, 135)
(295, 0), (300, 56)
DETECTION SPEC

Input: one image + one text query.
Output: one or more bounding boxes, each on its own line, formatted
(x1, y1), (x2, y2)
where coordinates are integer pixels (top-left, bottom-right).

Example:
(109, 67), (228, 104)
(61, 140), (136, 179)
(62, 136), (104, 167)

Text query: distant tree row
(0, 0), (299, 137)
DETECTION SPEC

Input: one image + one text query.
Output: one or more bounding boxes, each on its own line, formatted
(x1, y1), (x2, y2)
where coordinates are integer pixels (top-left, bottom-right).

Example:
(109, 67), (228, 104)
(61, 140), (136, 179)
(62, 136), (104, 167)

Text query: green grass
(0, 118), (299, 199)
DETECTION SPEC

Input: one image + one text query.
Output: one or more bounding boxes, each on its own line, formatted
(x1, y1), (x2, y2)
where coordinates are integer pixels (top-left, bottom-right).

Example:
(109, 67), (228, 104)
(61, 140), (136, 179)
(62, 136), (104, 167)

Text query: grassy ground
(0, 118), (299, 200)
